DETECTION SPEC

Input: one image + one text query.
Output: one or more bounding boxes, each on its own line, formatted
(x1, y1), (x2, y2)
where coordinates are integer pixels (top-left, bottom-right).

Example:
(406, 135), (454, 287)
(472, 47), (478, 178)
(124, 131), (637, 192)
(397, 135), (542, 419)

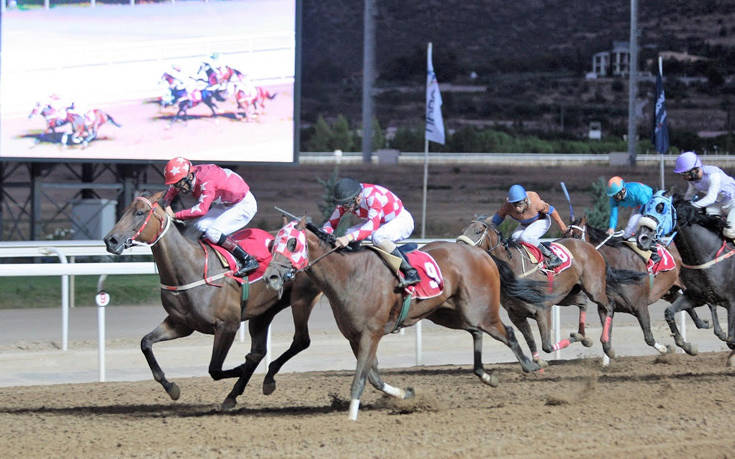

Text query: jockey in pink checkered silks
(161, 156), (259, 276)
(322, 178), (420, 287)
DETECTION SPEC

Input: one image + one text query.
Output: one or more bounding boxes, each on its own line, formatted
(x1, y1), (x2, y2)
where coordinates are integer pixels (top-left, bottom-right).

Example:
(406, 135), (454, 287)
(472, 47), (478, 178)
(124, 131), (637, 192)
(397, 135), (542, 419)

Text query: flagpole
(422, 137), (428, 239)
(659, 56), (665, 190)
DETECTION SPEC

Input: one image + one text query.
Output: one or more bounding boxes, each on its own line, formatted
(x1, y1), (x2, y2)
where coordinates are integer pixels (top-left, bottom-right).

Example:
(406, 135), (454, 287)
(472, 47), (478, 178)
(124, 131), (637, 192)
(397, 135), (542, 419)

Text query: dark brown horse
(264, 218), (546, 421)
(459, 217), (617, 364)
(103, 192), (322, 410)
(565, 215), (711, 356)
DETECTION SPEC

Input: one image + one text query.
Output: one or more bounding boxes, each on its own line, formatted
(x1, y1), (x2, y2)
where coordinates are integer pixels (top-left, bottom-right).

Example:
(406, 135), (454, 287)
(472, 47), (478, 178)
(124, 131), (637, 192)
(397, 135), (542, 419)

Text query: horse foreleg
(664, 294), (700, 355)
(596, 305), (615, 359)
(467, 329), (499, 386)
(477, 314), (540, 374)
(634, 306), (668, 354)
(687, 306), (712, 330)
(347, 332), (381, 421)
(263, 293), (320, 395)
(141, 316), (194, 400)
(222, 313), (272, 411)
(709, 304), (727, 341)
(207, 319), (239, 381)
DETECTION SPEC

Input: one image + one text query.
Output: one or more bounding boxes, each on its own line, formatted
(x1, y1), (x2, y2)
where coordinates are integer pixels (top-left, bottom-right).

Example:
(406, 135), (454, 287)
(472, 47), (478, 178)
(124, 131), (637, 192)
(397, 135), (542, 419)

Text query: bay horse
(103, 192), (322, 409)
(159, 71), (188, 107)
(636, 196), (735, 365)
(264, 218), (547, 421)
(564, 216), (699, 357)
(173, 86), (220, 123)
(459, 217), (617, 365)
(62, 108), (121, 147)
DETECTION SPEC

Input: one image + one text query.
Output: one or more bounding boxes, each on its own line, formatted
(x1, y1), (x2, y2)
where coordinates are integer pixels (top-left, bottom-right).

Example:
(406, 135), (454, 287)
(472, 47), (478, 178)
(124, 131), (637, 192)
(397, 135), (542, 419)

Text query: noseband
(127, 196), (171, 248)
(457, 220), (502, 253)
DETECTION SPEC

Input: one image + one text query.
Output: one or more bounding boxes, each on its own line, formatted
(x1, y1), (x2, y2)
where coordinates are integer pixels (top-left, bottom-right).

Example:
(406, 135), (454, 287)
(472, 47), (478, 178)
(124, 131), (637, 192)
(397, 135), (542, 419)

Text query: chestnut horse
(265, 218), (547, 421)
(636, 197), (735, 364)
(459, 217), (617, 364)
(103, 192), (322, 410)
(566, 216), (714, 357)
(62, 109), (121, 147)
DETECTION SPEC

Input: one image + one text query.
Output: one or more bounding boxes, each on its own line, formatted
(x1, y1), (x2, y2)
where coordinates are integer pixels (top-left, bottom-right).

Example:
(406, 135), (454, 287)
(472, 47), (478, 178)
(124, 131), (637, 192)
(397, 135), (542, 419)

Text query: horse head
(563, 215), (588, 241)
(264, 218), (309, 297)
(457, 215), (504, 253)
(104, 191), (169, 255)
(636, 190), (677, 251)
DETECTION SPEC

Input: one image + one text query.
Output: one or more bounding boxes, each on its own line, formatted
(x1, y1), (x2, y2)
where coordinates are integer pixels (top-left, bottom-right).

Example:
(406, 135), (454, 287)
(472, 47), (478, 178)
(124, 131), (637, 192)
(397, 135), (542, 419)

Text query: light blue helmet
(606, 176), (625, 197)
(507, 184), (527, 203)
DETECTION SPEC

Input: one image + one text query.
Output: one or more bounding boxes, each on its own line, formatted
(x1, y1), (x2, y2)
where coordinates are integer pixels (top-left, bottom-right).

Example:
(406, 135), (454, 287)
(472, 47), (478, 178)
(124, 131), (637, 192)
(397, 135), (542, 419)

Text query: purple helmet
(673, 151), (702, 174)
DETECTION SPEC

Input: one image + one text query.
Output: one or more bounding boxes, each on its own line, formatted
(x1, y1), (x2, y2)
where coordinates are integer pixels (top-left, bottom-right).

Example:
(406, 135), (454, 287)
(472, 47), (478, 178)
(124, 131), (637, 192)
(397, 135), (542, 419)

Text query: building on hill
(589, 41), (630, 78)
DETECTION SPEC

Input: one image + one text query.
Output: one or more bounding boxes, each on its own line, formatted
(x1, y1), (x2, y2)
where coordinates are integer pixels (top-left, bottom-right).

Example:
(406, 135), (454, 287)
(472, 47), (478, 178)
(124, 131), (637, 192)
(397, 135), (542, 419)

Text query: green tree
(331, 115), (356, 151)
(305, 115), (333, 151)
(585, 177), (610, 229)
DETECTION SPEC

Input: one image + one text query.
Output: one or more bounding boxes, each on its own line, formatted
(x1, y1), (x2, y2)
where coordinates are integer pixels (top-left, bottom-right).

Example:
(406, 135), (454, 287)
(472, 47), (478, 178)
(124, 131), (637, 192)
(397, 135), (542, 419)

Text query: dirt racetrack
(1, 351), (733, 457)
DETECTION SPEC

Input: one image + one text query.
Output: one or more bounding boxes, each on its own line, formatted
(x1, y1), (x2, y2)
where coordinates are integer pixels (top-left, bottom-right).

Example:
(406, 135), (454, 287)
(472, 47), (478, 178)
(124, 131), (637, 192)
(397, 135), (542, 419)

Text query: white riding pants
(346, 209), (414, 252)
(195, 191), (257, 243)
(704, 201), (735, 238)
(624, 212), (642, 238)
(511, 215), (551, 246)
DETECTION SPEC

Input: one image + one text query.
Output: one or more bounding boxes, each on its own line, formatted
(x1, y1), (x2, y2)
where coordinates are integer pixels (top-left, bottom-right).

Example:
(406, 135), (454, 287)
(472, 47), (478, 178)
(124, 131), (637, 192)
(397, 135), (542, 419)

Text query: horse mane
(673, 194), (728, 233)
(583, 223), (625, 247)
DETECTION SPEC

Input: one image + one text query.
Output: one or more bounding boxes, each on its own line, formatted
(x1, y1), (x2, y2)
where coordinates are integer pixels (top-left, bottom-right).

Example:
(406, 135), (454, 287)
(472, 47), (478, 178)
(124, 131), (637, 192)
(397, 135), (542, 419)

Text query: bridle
(456, 220), (502, 253)
(565, 224), (587, 242)
(126, 196), (171, 248)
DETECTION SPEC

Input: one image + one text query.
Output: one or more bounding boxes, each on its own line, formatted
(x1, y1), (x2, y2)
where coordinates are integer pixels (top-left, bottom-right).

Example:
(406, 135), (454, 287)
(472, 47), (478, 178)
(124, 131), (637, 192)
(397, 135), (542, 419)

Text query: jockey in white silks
(674, 150), (735, 239)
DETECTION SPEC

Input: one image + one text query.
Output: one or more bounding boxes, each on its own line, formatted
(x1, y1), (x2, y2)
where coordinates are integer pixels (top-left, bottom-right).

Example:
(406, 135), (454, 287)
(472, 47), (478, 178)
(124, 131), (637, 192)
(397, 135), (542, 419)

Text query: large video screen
(1, 0), (297, 164)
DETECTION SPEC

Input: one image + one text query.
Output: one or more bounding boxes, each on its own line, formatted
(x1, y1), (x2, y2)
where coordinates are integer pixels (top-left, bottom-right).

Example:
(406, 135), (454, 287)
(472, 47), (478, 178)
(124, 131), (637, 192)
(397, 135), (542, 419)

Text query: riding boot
(538, 242), (562, 269)
(220, 236), (259, 277)
(391, 248), (420, 287)
(649, 250), (661, 264)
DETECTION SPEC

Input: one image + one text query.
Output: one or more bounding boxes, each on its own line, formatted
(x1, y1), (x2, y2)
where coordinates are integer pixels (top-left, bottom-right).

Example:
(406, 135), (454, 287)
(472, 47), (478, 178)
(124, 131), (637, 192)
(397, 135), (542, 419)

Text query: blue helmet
(507, 184), (527, 203)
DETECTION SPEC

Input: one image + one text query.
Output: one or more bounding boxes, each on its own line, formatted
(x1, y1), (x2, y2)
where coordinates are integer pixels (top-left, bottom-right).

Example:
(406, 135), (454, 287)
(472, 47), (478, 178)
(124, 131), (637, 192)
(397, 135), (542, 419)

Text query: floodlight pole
(361, 0), (376, 163)
(627, 0), (639, 166)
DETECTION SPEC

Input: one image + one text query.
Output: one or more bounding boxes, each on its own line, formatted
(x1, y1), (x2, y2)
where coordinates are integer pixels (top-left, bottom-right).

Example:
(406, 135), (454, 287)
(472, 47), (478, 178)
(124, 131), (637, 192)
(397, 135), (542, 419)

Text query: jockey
(161, 156), (259, 276)
(606, 176), (653, 238)
(491, 185), (568, 269)
(674, 151), (735, 239)
(322, 178), (420, 287)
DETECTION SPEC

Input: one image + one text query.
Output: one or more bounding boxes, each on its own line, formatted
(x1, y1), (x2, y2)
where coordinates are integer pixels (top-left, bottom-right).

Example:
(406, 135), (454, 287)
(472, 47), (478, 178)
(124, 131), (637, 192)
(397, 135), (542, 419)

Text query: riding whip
(560, 182), (575, 222)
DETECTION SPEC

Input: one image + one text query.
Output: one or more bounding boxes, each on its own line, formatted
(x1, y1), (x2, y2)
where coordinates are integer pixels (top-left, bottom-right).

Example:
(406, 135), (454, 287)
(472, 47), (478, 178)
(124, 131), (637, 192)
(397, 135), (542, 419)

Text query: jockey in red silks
(161, 156), (259, 276)
(322, 178), (420, 287)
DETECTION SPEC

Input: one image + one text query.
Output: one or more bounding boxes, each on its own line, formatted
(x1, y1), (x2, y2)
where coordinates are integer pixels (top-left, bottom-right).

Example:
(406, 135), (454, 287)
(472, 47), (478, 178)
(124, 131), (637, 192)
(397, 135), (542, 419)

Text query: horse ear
(281, 215), (288, 226)
(296, 217), (307, 230)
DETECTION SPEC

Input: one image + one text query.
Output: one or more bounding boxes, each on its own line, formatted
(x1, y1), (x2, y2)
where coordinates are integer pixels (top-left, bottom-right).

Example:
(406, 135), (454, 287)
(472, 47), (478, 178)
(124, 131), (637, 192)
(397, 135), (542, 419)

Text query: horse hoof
(262, 380), (276, 396)
(666, 344), (675, 353)
(480, 372), (499, 387)
(684, 343), (698, 356)
(582, 336), (594, 347)
(701, 320), (712, 329)
(404, 387), (416, 399)
(221, 397), (237, 411)
(604, 348), (616, 359)
(727, 353), (735, 367)
(534, 357), (549, 368)
(166, 382), (180, 401)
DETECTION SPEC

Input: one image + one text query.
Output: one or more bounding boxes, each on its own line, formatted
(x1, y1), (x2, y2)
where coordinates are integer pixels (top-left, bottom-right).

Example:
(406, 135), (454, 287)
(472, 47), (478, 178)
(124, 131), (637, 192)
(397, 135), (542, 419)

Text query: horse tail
(490, 254), (549, 305)
(105, 113), (122, 128)
(605, 265), (646, 295)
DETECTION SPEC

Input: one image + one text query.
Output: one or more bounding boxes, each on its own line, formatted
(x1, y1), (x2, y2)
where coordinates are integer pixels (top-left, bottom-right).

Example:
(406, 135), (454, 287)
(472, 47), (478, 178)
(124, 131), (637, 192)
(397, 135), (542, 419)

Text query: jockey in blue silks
(606, 176), (654, 238)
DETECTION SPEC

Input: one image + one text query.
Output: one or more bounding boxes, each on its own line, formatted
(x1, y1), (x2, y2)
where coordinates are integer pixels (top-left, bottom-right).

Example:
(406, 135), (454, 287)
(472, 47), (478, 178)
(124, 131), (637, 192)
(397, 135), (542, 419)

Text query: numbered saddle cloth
(647, 244), (676, 275)
(402, 250), (444, 299)
(519, 241), (573, 274)
(208, 228), (274, 284)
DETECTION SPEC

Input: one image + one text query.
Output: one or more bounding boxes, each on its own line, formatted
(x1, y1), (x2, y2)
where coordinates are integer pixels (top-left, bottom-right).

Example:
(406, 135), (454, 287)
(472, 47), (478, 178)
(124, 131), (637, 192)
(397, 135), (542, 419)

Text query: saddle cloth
(622, 241), (676, 275)
(207, 228), (274, 284)
(519, 241), (573, 274)
(368, 246), (444, 299)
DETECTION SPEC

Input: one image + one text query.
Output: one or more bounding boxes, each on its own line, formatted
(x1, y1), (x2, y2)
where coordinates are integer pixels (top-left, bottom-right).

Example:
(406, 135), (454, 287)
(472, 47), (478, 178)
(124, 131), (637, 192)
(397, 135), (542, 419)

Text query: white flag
(426, 42), (445, 145)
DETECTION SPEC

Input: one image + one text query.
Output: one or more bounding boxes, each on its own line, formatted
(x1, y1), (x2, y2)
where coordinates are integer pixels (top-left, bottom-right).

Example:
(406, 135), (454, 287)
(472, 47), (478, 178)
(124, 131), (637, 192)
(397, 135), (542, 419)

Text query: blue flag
(652, 70), (669, 154)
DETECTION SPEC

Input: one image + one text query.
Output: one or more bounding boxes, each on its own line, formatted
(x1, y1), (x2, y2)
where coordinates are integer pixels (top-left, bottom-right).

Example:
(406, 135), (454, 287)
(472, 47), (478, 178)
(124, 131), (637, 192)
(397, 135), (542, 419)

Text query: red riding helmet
(164, 157), (192, 185)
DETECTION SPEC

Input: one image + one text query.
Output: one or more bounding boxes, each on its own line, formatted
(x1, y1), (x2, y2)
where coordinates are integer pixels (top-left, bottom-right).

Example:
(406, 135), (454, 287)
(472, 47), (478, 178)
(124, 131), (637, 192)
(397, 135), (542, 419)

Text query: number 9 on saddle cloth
(638, 190), (677, 243)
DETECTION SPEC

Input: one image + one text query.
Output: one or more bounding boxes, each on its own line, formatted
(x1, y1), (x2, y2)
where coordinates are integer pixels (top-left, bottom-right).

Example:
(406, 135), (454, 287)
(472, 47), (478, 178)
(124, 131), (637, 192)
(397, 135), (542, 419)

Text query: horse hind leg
(367, 359), (415, 399)
(664, 295), (699, 355)
(708, 304), (728, 341)
(476, 316), (540, 374)
(468, 330), (499, 386)
(347, 332), (381, 421)
(508, 310), (547, 368)
(141, 317), (194, 400)
(634, 306), (669, 354)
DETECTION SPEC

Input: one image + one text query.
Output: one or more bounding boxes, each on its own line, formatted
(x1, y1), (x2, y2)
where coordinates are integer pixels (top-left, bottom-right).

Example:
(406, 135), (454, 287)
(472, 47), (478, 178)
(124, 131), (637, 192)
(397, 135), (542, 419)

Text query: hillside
(301, 0), (735, 148)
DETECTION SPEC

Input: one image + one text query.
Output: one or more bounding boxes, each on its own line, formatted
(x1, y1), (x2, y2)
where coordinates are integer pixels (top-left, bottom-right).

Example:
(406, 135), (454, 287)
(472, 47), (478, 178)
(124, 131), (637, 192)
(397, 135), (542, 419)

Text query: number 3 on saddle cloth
(205, 228), (274, 284)
(519, 241), (574, 274)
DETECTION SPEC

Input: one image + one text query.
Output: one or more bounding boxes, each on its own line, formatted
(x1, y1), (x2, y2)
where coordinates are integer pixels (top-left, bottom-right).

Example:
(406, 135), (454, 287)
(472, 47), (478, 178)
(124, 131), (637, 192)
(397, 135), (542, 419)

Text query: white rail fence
(0, 239), (687, 381)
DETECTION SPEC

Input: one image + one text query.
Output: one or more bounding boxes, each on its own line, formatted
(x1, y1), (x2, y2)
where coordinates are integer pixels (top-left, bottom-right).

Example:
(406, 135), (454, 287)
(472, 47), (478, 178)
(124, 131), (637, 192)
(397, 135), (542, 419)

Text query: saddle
(367, 244), (444, 299)
(518, 241), (573, 274)
(207, 228), (274, 284)
(622, 241), (676, 275)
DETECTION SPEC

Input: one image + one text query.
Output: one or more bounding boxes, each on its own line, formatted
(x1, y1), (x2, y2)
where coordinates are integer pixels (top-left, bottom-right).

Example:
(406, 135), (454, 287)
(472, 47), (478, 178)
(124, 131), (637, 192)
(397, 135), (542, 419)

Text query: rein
(680, 240), (735, 270)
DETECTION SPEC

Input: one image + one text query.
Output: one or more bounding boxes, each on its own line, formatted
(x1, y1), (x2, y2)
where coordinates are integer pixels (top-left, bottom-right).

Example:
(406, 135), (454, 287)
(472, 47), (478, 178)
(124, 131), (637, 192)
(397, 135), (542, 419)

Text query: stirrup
(234, 257), (259, 277)
(399, 269), (420, 287)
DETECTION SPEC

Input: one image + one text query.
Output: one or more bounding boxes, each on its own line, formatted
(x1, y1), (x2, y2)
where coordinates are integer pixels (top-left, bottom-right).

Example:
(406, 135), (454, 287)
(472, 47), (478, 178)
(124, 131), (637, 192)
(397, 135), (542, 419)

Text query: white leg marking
(348, 399), (360, 421)
(654, 342), (668, 353)
(381, 383), (406, 399)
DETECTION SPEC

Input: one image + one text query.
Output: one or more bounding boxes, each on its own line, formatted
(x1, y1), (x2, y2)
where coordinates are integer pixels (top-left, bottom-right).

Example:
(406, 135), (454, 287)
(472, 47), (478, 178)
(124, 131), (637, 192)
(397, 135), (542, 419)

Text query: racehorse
(173, 86), (220, 123)
(61, 109), (121, 147)
(636, 195), (735, 365)
(459, 217), (618, 365)
(28, 102), (69, 142)
(264, 218), (547, 421)
(233, 83), (277, 120)
(103, 192), (323, 409)
(564, 215), (697, 357)
(197, 63), (243, 100)
(159, 71), (188, 107)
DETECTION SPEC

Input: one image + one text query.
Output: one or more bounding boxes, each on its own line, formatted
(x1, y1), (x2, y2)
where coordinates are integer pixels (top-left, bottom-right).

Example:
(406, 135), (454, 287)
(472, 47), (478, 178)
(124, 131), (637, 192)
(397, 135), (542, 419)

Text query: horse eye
(135, 210), (145, 216)
(656, 203), (664, 213)
(476, 228), (483, 234)
(287, 238), (297, 251)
